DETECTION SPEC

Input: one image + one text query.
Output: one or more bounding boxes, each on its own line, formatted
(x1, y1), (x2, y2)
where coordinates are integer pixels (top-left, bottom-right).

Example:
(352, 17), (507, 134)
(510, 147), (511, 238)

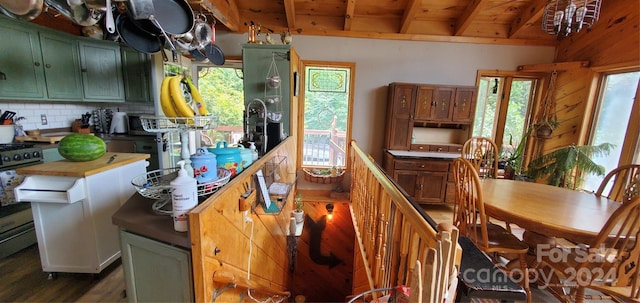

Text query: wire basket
(139, 115), (217, 132)
(131, 167), (231, 200)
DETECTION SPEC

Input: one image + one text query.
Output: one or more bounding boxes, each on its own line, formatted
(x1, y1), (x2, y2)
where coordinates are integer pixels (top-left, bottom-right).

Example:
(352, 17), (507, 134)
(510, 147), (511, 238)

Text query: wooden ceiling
(189, 0), (563, 46)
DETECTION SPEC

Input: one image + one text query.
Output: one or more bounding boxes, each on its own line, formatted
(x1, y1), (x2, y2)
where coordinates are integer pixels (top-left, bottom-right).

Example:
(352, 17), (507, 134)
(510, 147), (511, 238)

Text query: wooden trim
(212, 270), (291, 297)
(509, 0), (547, 38)
(591, 61), (640, 72)
(619, 80), (640, 164)
(517, 61), (591, 72)
(400, 0), (421, 34)
(283, 0), (296, 29)
(454, 0), (487, 36)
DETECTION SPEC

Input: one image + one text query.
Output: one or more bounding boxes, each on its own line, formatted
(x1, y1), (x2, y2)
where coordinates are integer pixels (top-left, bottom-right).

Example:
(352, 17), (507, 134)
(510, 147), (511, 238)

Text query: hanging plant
(533, 71), (559, 138)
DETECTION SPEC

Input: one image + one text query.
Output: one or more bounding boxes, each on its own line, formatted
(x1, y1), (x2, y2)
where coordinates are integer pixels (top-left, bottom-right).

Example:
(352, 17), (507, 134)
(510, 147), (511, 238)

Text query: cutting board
(15, 132), (90, 143)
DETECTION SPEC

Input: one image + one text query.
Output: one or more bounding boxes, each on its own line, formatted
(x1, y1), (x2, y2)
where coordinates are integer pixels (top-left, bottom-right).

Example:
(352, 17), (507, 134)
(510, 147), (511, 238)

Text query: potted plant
(292, 193), (304, 223)
(501, 128), (532, 180)
(526, 143), (614, 188)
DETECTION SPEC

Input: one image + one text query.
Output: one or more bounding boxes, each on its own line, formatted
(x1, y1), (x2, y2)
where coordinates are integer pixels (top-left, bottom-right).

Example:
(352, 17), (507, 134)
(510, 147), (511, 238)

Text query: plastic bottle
(170, 160), (198, 232)
(249, 141), (259, 161)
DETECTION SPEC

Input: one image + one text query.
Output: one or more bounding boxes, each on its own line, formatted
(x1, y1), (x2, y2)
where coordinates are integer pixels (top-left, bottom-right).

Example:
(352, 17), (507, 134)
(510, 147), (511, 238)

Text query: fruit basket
(132, 167), (231, 200)
(303, 168), (345, 184)
(139, 115), (217, 132)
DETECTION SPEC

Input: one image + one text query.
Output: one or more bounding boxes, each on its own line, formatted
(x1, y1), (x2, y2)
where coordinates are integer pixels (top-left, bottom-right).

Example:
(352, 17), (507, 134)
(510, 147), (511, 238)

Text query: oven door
(0, 203), (36, 258)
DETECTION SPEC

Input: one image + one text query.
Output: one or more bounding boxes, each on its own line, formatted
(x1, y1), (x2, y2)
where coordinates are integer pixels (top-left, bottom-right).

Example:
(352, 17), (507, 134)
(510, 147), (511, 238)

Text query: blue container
(207, 141), (243, 177)
(190, 148), (218, 183)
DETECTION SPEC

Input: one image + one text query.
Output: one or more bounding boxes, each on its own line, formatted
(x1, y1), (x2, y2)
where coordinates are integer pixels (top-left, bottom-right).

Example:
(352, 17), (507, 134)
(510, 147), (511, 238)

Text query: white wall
(215, 33), (556, 161)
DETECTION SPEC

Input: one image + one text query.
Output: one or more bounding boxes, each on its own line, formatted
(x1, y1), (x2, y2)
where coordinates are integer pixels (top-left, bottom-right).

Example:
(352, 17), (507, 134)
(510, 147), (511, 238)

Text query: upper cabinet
(0, 15), (150, 103)
(79, 41), (124, 101)
(121, 48), (152, 103)
(385, 82), (477, 150)
(414, 85), (476, 123)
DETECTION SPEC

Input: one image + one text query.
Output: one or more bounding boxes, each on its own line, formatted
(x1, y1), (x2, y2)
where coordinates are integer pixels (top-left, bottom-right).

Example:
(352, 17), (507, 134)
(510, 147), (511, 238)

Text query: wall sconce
(326, 203), (334, 221)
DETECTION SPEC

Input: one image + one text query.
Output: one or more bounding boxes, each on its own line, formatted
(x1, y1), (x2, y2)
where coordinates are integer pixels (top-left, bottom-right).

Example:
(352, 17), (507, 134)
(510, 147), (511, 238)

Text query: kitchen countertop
(387, 150), (461, 159)
(16, 152), (150, 177)
(112, 193), (191, 250)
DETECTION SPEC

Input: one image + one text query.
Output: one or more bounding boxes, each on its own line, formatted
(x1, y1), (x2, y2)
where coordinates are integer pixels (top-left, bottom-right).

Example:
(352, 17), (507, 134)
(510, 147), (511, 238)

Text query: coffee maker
(266, 122), (283, 152)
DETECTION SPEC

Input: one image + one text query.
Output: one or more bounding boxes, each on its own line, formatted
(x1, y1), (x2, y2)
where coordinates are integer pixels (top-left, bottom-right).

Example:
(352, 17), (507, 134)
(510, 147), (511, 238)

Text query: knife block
(71, 120), (91, 133)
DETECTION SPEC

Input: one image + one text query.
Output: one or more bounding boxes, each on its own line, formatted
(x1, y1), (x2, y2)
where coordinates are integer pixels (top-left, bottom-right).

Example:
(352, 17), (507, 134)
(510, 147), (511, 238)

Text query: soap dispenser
(249, 141), (259, 161)
(170, 160), (198, 232)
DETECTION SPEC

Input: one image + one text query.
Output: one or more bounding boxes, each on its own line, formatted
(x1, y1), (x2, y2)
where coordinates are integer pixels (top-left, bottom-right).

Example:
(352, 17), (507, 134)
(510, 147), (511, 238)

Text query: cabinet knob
(437, 147), (443, 152)
(34, 62), (41, 67)
(401, 96), (406, 108)
(45, 64), (51, 68)
(419, 146), (424, 150)
(420, 164), (425, 168)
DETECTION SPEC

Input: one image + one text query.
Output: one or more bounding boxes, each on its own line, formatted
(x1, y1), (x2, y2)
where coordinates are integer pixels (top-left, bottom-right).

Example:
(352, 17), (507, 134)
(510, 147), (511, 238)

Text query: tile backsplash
(0, 102), (155, 131)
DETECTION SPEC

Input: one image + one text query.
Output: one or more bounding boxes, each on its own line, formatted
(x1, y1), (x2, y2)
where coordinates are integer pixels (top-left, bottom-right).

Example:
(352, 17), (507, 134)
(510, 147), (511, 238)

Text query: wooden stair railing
(349, 141), (461, 302)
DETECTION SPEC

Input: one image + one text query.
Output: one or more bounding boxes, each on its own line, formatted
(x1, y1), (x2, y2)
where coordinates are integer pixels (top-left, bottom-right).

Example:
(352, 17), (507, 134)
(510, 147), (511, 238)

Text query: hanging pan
(0, 0), (43, 21)
(126, 0), (194, 36)
(116, 13), (163, 54)
(203, 20), (225, 65)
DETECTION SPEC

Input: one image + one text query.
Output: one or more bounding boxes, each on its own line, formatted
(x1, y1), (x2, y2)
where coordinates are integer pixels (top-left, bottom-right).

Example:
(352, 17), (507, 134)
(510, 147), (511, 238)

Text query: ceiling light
(542, 0), (602, 39)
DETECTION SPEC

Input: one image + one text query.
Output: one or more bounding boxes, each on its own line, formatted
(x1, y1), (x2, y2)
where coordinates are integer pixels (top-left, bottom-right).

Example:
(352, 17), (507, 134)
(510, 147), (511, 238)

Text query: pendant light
(542, 0), (602, 39)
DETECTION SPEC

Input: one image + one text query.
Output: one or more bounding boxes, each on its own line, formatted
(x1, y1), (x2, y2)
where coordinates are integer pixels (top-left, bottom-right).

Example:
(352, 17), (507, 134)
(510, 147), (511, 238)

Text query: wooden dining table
(480, 179), (621, 244)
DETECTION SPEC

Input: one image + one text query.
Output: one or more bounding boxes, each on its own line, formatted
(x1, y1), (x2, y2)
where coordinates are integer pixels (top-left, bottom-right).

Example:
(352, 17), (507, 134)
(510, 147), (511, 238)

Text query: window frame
(296, 60), (355, 170)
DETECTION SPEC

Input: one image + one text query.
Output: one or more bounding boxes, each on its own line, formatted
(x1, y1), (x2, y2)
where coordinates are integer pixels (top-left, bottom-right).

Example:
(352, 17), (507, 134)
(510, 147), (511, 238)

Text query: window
(299, 61), (354, 168)
(582, 70), (640, 192)
(196, 62), (245, 145)
(473, 73), (539, 154)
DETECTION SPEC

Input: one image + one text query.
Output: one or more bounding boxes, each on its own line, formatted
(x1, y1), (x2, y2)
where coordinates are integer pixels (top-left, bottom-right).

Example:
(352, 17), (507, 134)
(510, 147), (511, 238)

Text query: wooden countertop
(16, 152), (150, 177)
(112, 193), (191, 249)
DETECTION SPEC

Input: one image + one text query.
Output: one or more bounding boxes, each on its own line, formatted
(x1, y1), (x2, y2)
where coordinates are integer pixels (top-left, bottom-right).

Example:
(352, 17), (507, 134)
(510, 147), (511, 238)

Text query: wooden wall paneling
(556, 0), (640, 67)
(190, 137), (297, 302)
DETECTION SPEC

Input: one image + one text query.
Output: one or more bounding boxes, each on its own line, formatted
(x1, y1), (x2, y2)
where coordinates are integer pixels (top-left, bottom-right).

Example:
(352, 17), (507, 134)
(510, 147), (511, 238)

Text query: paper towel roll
(289, 217), (296, 235)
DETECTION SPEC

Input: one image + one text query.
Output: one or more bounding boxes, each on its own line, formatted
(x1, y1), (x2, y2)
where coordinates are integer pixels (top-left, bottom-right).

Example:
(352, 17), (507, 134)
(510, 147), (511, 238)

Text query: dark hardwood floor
(0, 244), (125, 303)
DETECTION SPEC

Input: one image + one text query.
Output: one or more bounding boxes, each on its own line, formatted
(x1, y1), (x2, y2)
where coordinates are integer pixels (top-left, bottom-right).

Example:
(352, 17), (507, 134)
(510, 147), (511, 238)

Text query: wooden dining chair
(451, 157), (531, 303)
(540, 195), (640, 303)
(461, 137), (499, 179)
(595, 164), (640, 204)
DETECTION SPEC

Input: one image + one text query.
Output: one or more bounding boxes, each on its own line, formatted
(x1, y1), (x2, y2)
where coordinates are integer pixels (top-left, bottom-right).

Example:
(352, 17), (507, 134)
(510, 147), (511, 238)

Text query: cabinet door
(452, 87), (477, 123)
(39, 32), (83, 100)
(415, 85), (436, 121)
(415, 172), (448, 203)
(79, 41), (125, 101)
(121, 48), (152, 103)
(120, 230), (194, 303)
(394, 170), (418, 198)
(0, 19), (46, 99)
(386, 84), (415, 150)
(432, 87), (455, 122)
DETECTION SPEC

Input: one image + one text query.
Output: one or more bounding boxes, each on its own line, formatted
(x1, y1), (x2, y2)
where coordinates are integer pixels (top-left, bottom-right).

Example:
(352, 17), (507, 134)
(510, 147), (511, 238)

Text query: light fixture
(542, 0), (602, 39)
(326, 203), (334, 221)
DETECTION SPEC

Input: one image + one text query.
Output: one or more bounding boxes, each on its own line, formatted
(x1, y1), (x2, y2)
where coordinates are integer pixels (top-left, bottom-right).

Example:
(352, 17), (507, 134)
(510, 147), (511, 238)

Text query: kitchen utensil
(106, 154), (117, 164)
(204, 43), (225, 66)
(189, 148), (218, 183)
(0, 0), (43, 20)
(0, 111), (16, 124)
(127, 0), (193, 36)
(188, 48), (206, 61)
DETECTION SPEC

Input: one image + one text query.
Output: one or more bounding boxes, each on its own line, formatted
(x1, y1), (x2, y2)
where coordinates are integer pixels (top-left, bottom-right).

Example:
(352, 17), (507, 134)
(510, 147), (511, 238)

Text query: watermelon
(58, 134), (107, 162)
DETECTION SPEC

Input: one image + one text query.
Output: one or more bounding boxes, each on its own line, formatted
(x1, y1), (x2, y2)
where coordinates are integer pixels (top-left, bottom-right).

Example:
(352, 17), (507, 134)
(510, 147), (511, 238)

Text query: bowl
(0, 125), (15, 143)
(267, 112), (282, 122)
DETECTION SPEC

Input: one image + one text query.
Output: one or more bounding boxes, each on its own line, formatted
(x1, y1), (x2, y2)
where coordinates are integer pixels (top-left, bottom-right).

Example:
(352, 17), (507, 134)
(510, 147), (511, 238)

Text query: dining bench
(456, 236), (527, 302)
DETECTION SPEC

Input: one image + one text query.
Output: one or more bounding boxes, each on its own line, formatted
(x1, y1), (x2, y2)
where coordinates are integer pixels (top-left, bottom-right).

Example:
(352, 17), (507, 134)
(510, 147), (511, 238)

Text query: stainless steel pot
(0, 0), (43, 20)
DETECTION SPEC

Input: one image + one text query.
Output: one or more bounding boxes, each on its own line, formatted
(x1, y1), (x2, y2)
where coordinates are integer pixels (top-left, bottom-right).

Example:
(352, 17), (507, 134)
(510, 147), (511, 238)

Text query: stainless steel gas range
(0, 143), (43, 259)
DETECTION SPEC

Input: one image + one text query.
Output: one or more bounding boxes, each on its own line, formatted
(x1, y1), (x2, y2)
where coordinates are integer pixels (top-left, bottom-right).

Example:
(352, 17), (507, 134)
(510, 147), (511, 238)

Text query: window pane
(582, 71), (640, 192)
(503, 79), (534, 148)
(302, 66), (350, 167)
(198, 67), (245, 145)
(473, 77), (499, 137)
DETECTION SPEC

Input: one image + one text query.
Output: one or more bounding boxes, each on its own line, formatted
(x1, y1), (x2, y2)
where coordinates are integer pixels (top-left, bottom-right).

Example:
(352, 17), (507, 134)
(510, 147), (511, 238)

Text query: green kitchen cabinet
(79, 41), (125, 101)
(0, 17), (82, 101)
(119, 230), (194, 303)
(40, 32), (84, 100)
(121, 48), (153, 103)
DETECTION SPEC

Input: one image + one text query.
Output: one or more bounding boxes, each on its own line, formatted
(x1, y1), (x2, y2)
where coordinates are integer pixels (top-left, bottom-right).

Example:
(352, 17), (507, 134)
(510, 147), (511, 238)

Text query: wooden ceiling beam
(344, 0), (356, 30)
(192, 0), (241, 32)
(400, 0), (421, 34)
(517, 61), (591, 72)
(509, 0), (547, 38)
(283, 0), (296, 30)
(454, 0), (487, 36)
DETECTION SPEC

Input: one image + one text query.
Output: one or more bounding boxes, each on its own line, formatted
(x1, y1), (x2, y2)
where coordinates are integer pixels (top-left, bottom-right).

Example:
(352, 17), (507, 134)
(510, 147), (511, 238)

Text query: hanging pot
(0, 0), (43, 20)
(116, 13), (163, 54)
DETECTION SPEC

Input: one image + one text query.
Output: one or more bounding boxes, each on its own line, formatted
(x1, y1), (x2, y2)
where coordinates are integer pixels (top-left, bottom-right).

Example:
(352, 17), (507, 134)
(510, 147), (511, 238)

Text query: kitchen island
(15, 152), (149, 275)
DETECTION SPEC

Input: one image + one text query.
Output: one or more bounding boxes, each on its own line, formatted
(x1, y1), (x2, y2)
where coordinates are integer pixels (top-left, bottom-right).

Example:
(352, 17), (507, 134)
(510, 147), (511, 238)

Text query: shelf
(252, 155), (297, 215)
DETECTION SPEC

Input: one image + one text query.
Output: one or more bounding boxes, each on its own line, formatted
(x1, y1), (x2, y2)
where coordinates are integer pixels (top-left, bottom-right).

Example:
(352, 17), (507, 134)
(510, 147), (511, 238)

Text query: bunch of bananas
(160, 75), (210, 118)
